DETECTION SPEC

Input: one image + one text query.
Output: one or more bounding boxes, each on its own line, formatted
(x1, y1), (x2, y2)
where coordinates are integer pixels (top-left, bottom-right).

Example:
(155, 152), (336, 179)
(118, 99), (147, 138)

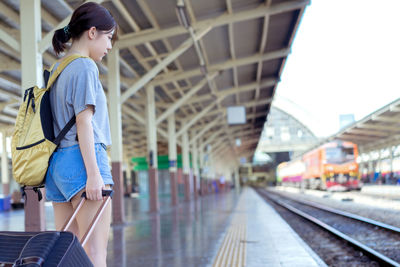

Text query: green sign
(131, 154), (192, 171)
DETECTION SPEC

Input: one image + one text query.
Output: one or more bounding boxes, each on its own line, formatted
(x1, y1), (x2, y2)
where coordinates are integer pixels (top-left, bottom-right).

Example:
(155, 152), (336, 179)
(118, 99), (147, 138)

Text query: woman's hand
(85, 171), (105, 201)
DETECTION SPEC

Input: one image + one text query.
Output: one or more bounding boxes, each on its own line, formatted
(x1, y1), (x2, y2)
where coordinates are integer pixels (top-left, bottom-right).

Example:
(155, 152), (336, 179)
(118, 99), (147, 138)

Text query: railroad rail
(256, 188), (400, 267)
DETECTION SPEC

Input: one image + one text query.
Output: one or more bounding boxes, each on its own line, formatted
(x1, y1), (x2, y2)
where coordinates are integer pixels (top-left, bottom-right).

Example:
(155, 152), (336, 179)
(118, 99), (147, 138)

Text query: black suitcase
(0, 190), (113, 267)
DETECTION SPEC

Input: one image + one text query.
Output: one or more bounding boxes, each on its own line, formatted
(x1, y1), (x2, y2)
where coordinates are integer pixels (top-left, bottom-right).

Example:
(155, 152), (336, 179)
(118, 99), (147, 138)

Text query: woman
(47, 2), (117, 266)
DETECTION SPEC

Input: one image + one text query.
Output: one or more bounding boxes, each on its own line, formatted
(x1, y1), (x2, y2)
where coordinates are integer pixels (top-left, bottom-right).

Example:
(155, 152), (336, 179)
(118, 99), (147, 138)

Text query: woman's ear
(88, 26), (97, 40)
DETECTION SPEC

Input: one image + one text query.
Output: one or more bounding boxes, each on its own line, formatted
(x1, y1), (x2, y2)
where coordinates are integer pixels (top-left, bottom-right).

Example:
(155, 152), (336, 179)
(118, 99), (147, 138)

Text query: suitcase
(0, 189), (113, 267)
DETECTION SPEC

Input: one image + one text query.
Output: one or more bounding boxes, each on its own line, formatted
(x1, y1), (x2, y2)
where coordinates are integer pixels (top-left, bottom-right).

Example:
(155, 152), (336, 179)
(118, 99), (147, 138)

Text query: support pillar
(191, 134), (199, 199)
(389, 146), (394, 184)
(199, 141), (206, 195)
(20, 0), (45, 231)
(378, 150), (383, 184)
(108, 48), (124, 224)
(209, 151), (216, 194)
(125, 161), (132, 195)
(234, 167), (241, 194)
(168, 114), (178, 206)
(147, 85), (159, 212)
(367, 152), (373, 183)
(182, 131), (190, 201)
(1, 132), (9, 195)
(24, 188), (45, 231)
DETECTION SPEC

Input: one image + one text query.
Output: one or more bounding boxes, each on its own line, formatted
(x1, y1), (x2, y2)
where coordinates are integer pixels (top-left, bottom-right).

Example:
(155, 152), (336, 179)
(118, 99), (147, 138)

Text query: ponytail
(52, 26), (71, 55)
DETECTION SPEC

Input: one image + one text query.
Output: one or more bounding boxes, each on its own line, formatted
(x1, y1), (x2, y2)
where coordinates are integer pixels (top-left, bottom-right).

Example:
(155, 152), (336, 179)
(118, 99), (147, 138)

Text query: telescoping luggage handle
(62, 189), (113, 247)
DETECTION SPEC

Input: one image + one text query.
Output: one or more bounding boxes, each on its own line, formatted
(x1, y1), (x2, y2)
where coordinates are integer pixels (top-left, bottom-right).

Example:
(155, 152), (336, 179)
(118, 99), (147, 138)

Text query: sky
(273, 0), (400, 138)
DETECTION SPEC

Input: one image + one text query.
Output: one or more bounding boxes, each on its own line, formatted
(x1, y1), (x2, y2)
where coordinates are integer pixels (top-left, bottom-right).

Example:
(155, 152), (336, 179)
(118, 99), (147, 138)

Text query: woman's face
(89, 28), (114, 62)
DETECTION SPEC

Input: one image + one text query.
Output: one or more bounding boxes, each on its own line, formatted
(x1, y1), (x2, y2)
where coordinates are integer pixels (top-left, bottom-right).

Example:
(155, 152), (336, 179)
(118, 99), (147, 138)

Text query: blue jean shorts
(45, 143), (114, 202)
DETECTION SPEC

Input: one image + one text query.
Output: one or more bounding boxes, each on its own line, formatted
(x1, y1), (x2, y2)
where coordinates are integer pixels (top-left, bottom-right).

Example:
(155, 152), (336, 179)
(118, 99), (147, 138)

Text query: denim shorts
(45, 143), (114, 202)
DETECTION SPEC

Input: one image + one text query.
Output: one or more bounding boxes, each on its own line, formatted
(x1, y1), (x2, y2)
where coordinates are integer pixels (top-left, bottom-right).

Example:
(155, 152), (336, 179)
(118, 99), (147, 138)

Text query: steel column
(1, 132), (9, 195)
(108, 48), (125, 224)
(147, 85), (159, 212)
(20, 0), (45, 231)
(191, 132), (199, 199)
(182, 131), (190, 201)
(168, 114), (178, 206)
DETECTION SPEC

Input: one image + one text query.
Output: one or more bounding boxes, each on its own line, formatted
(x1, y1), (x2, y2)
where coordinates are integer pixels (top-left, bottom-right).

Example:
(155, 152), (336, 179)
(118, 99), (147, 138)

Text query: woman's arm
(76, 106), (104, 201)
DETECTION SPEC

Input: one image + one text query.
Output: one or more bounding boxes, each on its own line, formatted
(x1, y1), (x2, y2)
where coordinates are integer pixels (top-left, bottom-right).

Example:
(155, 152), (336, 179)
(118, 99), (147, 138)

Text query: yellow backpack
(11, 54), (85, 188)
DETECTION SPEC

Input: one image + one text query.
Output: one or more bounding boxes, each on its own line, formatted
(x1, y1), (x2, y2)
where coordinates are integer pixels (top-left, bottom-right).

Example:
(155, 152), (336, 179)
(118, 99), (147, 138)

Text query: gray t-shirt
(50, 57), (111, 148)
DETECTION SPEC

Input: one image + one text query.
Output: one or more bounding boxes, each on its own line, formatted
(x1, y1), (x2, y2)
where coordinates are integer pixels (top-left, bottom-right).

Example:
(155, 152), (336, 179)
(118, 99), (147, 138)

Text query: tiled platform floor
(0, 188), (325, 266)
(243, 188), (326, 267)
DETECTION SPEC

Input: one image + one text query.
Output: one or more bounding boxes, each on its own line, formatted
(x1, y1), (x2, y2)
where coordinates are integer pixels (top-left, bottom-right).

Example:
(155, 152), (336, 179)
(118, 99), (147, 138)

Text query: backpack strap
(46, 54), (87, 90)
(53, 116), (76, 146)
(46, 54), (89, 146)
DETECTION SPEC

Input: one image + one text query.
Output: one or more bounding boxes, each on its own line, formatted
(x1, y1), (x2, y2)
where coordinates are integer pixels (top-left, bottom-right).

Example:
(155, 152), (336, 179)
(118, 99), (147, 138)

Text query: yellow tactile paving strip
(213, 195), (247, 267)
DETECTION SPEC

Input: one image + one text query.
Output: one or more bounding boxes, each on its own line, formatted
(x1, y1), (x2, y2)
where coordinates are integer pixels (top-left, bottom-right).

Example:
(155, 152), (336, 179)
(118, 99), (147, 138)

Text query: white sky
(274, 0), (400, 137)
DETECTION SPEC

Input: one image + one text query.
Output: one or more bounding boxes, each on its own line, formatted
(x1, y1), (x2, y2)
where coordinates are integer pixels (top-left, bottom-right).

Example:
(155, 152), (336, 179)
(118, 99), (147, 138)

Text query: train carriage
(277, 160), (305, 187)
(277, 140), (362, 191)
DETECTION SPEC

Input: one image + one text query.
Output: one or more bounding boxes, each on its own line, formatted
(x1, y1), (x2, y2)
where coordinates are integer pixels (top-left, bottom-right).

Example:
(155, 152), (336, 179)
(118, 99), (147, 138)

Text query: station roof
(258, 106), (317, 153)
(0, 0), (309, 161)
(327, 98), (400, 153)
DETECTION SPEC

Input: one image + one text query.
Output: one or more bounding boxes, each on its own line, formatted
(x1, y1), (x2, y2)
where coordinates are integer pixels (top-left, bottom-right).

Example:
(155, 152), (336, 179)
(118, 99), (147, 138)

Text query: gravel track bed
(268, 193), (400, 263)
(269, 187), (400, 228)
(255, 188), (380, 267)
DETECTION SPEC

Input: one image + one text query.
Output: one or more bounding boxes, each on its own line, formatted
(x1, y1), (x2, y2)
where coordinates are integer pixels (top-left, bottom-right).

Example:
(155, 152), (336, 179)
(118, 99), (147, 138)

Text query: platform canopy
(326, 98), (400, 153)
(0, 0), (309, 161)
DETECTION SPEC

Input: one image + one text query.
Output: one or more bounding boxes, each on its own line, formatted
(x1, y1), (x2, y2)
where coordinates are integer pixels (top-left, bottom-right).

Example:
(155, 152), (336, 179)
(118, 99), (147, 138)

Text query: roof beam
(0, 27), (19, 52)
(183, 78), (276, 106)
(0, 53), (20, 71)
(357, 123), (400, 132)
(346, 128), (391, 137)
(122, 104), (173, 142)
(112, 0), (197, 117)
(136, 0), (201, 117)
(338, 134), (378, 142)
(359, 134), (400, 152)
(176, 103), (216, 137)
(116, 0), (309, 48)
(219, 78), (276, 98)
(371, 115), (400, 123)
(226, 0), (239, 104)
(0, 2), (19, 25)
(190, 115), (224, 146)
(203, 129), (225, 148)
(120, 25), (213, 103)
(188, 97), (272, 121)
(151, 48), (289, 86)
(253, 4), (271, 125)
(389, 104), (400, 112)
(156, 72), (218, 125)
(176, 86), (270, 138)
(41, 7), (59, 27)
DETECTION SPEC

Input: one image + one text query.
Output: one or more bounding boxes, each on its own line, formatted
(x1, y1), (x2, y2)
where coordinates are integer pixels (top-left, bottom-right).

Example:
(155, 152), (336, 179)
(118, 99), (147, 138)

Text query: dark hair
(52, 2), (118, 55)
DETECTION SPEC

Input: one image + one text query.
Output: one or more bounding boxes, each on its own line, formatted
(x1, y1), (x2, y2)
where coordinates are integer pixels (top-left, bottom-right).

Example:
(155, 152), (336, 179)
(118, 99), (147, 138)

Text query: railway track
(255, 188), (400, 267)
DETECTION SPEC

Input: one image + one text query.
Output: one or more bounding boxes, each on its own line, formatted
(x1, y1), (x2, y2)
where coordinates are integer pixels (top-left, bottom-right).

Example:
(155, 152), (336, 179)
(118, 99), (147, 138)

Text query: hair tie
(63, 25), (70, 37)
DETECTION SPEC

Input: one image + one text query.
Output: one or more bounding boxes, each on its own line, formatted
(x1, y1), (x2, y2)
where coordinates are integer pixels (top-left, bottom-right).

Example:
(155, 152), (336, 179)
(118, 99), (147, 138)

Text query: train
(277, 140), (362, 191)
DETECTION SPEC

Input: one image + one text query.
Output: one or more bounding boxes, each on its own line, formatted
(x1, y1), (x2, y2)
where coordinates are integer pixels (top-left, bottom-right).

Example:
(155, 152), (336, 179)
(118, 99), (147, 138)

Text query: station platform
(361, 184), (400, 197)
(0, 187), (325, 266)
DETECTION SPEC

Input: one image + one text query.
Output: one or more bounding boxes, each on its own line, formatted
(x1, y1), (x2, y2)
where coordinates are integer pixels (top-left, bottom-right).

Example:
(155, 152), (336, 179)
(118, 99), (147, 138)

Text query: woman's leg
(71, 187), (112, 267)
(52, 202), (79, 235)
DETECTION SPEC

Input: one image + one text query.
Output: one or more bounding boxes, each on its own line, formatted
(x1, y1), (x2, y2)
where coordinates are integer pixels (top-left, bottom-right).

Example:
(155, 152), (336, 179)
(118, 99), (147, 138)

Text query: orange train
(277, 140), (362, 191)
